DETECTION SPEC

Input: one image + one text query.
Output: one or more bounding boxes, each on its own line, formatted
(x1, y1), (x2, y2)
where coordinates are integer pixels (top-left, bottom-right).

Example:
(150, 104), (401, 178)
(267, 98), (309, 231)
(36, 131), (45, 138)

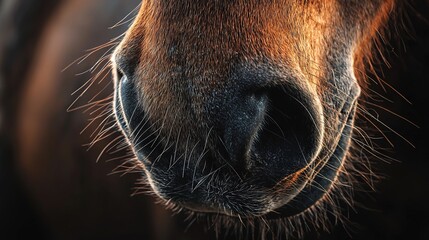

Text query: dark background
(0, 0), (428, 239)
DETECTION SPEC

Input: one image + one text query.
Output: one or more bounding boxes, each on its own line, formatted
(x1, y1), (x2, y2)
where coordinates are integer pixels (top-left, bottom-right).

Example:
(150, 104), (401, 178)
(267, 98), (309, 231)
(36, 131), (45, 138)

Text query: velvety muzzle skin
(112, 0), (393, 218)
(114, 70), (360, 217)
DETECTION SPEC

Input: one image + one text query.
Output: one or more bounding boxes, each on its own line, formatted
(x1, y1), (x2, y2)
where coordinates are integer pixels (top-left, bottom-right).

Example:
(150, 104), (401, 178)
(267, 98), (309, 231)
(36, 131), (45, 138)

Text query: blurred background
(0, 0), (428, 239)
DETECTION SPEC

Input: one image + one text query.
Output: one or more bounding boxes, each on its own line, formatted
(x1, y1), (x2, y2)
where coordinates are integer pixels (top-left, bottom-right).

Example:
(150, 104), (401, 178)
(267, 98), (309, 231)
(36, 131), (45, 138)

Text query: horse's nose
(209, 67), (323, 181)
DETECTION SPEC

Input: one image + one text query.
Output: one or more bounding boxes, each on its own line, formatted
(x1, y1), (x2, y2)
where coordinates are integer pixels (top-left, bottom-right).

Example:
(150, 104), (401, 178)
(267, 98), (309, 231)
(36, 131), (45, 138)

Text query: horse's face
(112, 0), (393, 218)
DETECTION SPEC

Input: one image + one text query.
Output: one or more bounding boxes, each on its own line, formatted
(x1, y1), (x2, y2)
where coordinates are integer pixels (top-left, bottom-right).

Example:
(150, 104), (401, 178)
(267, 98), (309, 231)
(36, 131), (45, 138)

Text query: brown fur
(113, 0), (395, 145)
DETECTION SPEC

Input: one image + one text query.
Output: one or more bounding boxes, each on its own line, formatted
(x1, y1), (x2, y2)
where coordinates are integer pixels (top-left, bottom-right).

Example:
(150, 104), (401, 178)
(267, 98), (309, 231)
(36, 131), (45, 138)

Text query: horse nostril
(117, 74), (139, 131)
(250, 86), (322, 182)
(114, 72), (158, 162)
(218, 83), (322, 182)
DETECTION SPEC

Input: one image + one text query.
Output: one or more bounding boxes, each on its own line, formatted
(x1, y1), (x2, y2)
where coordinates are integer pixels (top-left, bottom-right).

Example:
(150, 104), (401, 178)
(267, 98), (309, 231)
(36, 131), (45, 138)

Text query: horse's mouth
(113, 73), (359, 218)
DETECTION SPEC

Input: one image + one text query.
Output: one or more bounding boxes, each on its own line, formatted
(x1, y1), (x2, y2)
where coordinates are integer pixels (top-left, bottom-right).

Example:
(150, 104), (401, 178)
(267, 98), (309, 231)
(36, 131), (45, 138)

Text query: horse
(1, 0), (427, 239)
(110, 0), (394, 237)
